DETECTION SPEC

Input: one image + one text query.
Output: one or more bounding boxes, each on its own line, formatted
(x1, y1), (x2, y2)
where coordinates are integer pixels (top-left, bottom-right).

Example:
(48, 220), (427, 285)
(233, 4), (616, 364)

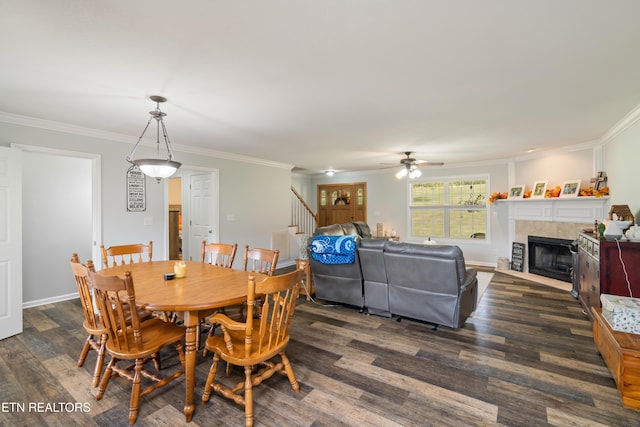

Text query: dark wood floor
(1, 270), (639, 426)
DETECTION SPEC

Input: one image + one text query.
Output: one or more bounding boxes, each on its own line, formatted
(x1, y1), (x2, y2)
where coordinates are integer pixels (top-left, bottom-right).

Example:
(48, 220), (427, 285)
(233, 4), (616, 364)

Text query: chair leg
(128, 359), (143, 425)
(96, 357), (115, 400)
(202, 354), (220, 403)
(92, 335), (107, 388)
(77, 335), (93, 367)
(244, 365), (254, 427)
(280, 352), (299, 392)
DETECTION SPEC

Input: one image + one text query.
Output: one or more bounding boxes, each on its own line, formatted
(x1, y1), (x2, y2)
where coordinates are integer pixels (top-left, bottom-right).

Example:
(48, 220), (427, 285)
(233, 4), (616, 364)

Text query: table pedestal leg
(183, 311), (198, 422)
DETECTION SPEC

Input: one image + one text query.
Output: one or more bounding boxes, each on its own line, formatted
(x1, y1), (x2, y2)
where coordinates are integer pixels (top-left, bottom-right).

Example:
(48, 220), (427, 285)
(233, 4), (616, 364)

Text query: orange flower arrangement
(488, 192), (508, 203)
(579, 186), (609, 197)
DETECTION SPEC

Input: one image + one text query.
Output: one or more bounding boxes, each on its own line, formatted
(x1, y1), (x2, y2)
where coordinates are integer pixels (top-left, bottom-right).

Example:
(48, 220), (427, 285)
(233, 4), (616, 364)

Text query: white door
(187, 172), (218, 260)
(0, 147), (22, 340)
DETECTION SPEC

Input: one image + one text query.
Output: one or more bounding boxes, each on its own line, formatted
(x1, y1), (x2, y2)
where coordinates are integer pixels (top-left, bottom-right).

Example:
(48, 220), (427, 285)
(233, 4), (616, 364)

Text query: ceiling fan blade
(415, 160), (444, 166)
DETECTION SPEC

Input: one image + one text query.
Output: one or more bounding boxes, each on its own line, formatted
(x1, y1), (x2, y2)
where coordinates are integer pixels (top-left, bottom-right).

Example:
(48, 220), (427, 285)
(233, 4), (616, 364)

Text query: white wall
(514, 146), (596, 193)
(22, 151), (92, 303)
(1, 120), (292, 302)
(604, 110), (640, 222)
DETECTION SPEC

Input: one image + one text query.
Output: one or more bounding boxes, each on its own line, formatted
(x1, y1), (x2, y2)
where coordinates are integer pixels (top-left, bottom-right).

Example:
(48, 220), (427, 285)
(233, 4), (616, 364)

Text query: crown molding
(0, 111), (293, 170)
(601, 103), (640, 143)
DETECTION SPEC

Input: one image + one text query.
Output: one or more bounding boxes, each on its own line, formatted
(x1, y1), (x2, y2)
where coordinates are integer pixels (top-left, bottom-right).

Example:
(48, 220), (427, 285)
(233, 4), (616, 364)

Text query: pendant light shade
(127, 96), (181, 179)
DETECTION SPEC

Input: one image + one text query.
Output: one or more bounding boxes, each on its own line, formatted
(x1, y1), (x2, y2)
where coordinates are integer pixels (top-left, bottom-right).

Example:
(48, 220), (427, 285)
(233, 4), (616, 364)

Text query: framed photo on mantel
(508, 185), (525, 199)
(532, 180), (548, 199)
(560, 180), (581, 198)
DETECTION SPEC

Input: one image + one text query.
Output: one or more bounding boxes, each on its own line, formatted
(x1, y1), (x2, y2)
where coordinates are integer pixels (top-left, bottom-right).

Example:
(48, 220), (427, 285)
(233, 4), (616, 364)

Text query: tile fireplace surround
(515, 220), (590, 275)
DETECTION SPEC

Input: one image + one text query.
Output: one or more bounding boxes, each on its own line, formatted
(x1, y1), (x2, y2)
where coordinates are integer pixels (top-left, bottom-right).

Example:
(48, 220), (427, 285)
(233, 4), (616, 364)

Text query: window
(410, 177), (488, 240)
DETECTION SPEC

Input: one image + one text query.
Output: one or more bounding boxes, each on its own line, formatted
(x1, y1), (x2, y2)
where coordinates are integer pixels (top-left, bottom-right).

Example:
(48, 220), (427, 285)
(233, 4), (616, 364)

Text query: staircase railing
(290, 186), (317, 236)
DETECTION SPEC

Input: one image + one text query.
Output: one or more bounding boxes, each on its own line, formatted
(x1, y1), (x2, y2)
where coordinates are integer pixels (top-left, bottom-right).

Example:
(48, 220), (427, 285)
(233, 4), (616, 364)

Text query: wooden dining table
(96, 260), (264, 422)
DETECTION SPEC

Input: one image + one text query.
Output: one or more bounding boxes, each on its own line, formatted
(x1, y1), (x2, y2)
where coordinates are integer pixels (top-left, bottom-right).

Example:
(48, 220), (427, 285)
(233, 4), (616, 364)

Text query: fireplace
(528, 235), (573, 283)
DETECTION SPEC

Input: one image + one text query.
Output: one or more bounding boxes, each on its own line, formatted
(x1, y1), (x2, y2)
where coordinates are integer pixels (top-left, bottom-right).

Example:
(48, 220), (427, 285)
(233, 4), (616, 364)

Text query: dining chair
(243, 245), (279, 276)
(242, 245), (280, 321)
(195, 241), (240, 352)
(100, 241), (153, 269)
(69, 254), (107, 387)
(201, 265), (305, 427)
(201, 241), (238, 268)
(88, 269), (185, 425)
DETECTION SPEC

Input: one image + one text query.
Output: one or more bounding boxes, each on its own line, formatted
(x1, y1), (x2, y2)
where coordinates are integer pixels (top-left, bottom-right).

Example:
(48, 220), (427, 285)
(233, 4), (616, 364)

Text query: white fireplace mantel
(496, 196), (609, 223)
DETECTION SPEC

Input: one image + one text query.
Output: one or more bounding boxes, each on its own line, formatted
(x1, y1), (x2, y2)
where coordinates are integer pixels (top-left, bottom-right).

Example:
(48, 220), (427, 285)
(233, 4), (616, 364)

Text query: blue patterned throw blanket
(310, 235), (356, 264)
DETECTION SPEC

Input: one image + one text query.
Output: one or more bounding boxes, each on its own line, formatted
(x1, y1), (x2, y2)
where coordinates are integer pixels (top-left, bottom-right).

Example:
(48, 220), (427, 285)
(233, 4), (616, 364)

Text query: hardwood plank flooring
(1, 271), (639, 426)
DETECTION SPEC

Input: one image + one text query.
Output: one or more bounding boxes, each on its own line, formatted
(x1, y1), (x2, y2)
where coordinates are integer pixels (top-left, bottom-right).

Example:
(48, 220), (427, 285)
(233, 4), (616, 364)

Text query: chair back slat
(69, 254), (100, 330)
(100, 241), (152, 268)
(202, 241), (237, 268)
(243, 245), (279, 276)
(89, 270), (143, 353)
(252, 268), (302, 356)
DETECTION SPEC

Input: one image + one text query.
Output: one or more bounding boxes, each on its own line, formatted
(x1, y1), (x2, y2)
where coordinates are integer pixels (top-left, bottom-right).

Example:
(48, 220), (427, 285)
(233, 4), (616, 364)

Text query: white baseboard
(23, 292), (79, 309)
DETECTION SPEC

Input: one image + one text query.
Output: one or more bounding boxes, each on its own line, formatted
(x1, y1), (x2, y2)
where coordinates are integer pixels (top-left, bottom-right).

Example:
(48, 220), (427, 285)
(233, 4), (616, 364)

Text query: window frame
(406, 174), (490, 242)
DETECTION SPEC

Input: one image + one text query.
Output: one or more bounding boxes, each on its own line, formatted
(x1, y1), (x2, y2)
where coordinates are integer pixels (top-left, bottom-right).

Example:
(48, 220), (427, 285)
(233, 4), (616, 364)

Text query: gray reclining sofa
(309, 222), (478, 329)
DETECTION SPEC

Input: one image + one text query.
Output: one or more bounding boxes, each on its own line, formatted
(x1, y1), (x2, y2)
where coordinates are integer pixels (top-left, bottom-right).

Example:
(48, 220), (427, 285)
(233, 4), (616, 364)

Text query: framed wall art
(531, 180), (548, 199)
(126, 165), (146, 211)
(560, 180), (581, 198)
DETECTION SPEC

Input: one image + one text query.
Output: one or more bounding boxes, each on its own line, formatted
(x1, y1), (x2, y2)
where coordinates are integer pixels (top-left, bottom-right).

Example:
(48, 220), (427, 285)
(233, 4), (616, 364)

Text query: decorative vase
(603, 220), (623, 241)
(299, 235), (310, 260)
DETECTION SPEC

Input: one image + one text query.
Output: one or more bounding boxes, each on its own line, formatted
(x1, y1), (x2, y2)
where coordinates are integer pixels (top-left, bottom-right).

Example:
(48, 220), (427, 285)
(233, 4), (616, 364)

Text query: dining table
(96, 260), (264, 422)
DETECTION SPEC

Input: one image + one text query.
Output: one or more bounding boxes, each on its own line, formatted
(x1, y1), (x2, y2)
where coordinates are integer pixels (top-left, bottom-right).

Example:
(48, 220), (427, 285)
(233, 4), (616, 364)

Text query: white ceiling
(1, 1), (640, 175)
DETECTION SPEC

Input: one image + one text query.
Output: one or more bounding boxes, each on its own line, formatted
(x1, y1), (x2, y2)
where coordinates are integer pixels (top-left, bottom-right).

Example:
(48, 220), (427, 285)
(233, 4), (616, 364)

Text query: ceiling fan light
(409, 168), (422, 179)
(396, 168), (408, 179)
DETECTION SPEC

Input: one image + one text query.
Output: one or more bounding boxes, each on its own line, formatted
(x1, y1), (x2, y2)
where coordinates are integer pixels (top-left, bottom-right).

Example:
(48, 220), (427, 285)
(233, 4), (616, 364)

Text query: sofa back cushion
(358, 238), (387, 283)
(314, 224), (346, 236)
(340, 222), (360, 236)
(383, 242), (466, 294)
(352, 221), (372, 238)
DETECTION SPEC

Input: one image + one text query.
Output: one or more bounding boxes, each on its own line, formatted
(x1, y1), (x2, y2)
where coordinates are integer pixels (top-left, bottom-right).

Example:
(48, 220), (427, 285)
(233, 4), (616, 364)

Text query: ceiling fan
(394, 151), (444, 179)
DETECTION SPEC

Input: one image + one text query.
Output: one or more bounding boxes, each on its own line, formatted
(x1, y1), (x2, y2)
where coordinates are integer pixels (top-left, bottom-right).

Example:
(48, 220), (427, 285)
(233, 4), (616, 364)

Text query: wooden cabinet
(317, 182), (366, 227)
(578, 232), (640, 319)
(592, 307), (640, 410)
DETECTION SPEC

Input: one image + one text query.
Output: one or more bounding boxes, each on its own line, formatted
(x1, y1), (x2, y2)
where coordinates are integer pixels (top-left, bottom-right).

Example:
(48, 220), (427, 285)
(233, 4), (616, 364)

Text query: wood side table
(296, 258), (314, 300)
(592, 307), (640, 411)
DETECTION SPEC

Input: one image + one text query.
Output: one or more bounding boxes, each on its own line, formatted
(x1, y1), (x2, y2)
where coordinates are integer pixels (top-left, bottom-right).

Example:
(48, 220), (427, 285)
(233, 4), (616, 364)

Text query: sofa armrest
(460, 268), (478, 293)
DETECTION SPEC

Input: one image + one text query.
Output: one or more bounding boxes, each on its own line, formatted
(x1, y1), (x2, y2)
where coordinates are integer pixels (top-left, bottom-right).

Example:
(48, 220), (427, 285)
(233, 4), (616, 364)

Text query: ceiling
(2, 1), (640, 175)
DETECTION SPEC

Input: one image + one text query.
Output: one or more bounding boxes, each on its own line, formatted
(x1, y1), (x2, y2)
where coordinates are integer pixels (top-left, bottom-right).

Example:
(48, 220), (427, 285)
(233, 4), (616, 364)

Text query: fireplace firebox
(528, 235), (573, 283)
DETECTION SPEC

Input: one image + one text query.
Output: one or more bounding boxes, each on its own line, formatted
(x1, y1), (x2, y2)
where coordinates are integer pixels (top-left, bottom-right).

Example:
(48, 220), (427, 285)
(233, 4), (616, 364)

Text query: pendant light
(126, 95), (181, 180)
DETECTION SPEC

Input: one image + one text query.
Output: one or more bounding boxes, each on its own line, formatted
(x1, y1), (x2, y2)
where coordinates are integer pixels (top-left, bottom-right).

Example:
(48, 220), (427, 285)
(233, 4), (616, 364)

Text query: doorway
(167, 169), (219, 261)
(16, 144), (100, 306)
(317, 182), (367, 227)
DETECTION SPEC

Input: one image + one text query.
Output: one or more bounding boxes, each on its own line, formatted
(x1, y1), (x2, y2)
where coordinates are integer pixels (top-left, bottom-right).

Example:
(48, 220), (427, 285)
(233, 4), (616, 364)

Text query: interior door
(187, 172), (218, 261)
(0, 147), (22, 340)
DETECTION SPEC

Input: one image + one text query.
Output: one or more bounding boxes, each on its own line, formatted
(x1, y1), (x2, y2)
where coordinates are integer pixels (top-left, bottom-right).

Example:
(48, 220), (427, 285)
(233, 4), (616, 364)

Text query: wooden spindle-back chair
(100, 241), (153, 269)
(243, 245), (279, 276)
(201, 265), (305, 427)
(69, 253), (107, 387)
(88, 270), (185, 425)
(201, 241), (238, 268)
